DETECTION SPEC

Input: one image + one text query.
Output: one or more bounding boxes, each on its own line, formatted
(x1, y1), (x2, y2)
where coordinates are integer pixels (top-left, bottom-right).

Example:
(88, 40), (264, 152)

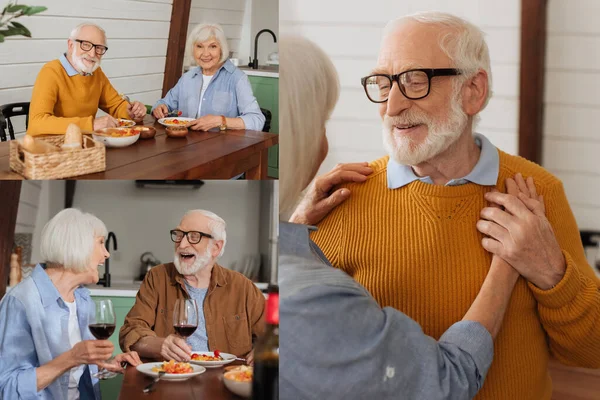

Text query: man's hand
(246, 349), (254, 366)
(188, 115), (221, 131)
(93, 115), (117, 130)
(69, 340), (114, 366)
(477, 174), (566, 290)
(160, 334), (192, 362)
(289, 163), (373, 226)
(153, 104), (169, 119)
(99, 351), (143, 373)
(128, 101), (146, 121)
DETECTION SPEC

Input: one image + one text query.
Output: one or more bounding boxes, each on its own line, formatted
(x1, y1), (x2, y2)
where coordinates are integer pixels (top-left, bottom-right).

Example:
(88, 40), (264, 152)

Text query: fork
(143, 371), (165, 393)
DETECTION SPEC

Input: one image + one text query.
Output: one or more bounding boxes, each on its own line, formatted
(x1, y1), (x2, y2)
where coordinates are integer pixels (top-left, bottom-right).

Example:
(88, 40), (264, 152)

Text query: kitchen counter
(239, 65), (279, 78)
(88, 282), (269, 298)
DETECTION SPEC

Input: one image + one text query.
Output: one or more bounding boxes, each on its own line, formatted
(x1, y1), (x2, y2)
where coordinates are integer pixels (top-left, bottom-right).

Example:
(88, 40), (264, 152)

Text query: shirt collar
(59, 53), (93, 77)
(387, 133), (499, 189)
(191, 59), (235, 78)
(280, 222), (319, 259)
(30, 264), (89, 308)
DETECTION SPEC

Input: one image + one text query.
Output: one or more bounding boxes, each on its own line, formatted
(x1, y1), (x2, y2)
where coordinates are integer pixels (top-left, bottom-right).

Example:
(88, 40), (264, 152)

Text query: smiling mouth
(394, 123), (422, 130)
(179, 252), (196, 262)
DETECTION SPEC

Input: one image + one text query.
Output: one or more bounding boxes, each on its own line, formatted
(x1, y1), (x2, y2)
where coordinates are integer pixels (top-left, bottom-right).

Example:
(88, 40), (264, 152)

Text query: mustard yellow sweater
(312, 150), (600, 400)
(27, 59), (130, 135)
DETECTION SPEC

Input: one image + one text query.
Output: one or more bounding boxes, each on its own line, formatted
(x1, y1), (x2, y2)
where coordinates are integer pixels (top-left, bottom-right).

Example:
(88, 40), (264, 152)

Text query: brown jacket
(119, 263), (265, 357)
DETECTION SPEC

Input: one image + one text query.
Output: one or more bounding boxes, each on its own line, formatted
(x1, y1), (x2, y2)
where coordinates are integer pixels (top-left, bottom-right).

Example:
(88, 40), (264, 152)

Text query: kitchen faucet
(251, 29), (277, 69)
(98, 231), (117, 287)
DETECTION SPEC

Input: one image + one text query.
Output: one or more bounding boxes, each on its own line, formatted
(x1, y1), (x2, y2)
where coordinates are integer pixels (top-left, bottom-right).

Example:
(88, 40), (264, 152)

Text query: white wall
(543, 1), (600, 231)
(0, 0), (171, 136)
(280, 0), (521, 175)
(26, 181), (277, 283)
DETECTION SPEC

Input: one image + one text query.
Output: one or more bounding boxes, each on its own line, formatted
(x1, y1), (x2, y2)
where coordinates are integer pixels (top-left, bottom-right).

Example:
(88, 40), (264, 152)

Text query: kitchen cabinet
(248, 75), (279, 178)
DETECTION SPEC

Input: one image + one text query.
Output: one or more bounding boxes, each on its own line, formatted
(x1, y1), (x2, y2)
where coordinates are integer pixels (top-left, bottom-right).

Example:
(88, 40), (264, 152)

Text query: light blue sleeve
(279, 257), (493, 400)
(152, 75), (183, 113)
(0, 296), (40, 400)
(235, 74), (266, 131)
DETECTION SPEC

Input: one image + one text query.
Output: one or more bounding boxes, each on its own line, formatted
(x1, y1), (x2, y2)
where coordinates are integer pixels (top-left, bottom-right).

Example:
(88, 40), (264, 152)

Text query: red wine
(88, 323), (116, 340)
(174, 324), (197, 337)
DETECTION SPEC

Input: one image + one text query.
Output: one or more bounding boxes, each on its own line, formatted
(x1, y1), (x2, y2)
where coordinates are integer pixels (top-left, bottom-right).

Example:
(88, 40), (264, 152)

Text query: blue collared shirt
(387, 133), (499, 189)
(59, 53), (90, 77)
(153, 60), (266, 131)
(0, 264), (101, 400)
(279, 222), (494, 400)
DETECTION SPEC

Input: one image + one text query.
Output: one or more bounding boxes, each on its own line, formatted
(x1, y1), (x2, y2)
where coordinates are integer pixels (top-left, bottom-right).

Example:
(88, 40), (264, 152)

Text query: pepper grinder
(9, 253), (21, 287)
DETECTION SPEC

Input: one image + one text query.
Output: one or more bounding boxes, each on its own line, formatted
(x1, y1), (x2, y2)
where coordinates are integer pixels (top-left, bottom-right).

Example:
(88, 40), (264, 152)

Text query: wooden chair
(0, 102), (30, 142)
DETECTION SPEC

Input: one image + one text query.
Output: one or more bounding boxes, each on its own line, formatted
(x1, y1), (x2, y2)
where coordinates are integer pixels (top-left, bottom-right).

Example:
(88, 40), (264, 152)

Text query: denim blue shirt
(183, 281), (209, 352)
(387, 133), (500, 189)
(279, 222), (493, 400)
(0, 264), (101, 400)
(153, 60), (266, 131)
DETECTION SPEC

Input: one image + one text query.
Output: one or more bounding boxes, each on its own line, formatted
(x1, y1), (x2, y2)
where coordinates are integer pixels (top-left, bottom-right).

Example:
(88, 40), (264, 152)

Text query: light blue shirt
(59, 53), (79, 77)
(387, 133), (500, 189)
(183, 281), (209, 352)
(0, 264), (101, 400)
(153, 60), (266, 131)
(279, 222), (493, 400)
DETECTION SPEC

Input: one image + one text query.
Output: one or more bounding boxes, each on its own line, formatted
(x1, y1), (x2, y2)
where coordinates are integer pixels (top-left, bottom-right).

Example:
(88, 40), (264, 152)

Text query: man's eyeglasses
(170, 229), (213, 244)
(361, 68), (462, 102)
(74, 39), (108, 55)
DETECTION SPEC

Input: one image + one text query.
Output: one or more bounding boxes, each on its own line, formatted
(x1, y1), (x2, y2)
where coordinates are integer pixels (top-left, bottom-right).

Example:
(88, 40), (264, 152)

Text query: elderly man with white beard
(27, 23), (146, 136)
(291, 12), (600, 400)
(119, 210), (264, 364)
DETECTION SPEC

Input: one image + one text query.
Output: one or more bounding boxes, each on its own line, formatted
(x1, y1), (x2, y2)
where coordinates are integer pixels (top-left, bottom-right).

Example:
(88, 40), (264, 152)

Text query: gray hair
(69, 23), (107, 45)
(182, 209), (227, 258)
(279, 35), (340, 216)
(186, 23), (229, 66)
(40, 208), (108, 272)
(384, 12), (493, 113)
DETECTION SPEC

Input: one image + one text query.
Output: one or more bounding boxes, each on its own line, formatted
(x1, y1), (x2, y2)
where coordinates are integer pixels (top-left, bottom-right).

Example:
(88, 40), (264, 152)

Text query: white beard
(173, 246), (213, 276)
(71, 49), (101, 75)
(382, 93), (468, 166)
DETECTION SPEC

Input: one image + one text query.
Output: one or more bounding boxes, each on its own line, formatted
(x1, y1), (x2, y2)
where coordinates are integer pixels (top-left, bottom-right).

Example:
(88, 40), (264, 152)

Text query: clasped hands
(477, 173), (566, 290)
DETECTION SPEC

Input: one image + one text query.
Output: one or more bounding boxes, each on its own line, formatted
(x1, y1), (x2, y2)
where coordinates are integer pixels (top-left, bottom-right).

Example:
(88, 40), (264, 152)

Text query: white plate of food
(92, 128), (141, 148)
(158, 117), (195, 127)
(116, 119), (136, 127)
(136, 361), (206, 381)
(190, 351), (236, 368)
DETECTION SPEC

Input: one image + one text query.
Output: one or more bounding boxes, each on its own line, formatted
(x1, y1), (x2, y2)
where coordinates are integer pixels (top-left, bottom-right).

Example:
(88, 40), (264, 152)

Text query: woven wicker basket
(9, 135), (106, 179)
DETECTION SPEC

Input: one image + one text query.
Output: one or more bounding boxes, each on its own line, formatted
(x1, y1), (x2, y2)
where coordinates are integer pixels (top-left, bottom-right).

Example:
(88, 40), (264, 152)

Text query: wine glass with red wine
(89, 299), (117, 379)
(173, 299), (198, 339)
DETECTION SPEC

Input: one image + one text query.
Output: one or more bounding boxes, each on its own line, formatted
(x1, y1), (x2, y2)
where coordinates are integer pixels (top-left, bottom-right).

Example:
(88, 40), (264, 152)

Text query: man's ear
(211, 240), (224, 258)
(461, 69), (489, 116)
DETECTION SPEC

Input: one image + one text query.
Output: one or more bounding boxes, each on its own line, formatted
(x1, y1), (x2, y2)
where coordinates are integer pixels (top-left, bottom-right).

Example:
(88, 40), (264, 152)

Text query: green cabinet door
(90, 295), (136, 400)
(248, 75), (279, 178)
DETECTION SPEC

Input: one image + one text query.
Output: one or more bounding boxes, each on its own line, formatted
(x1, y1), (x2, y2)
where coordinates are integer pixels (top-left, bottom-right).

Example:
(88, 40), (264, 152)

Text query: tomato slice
(214, 349), (220, 358)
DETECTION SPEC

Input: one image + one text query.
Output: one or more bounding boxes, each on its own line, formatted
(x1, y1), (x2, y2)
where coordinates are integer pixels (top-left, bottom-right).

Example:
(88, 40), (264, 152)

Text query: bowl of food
(92, 128), (140, 148)
(165, 126), (189, 138)
(223, 366), (252, 398)
(135, 126), (156, 139)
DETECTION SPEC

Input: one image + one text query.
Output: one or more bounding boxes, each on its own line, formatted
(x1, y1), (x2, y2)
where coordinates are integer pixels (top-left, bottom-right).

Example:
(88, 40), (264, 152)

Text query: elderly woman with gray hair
(0, 209), (141, 400)
(152, 23), (265, 132)
(278, 35), (529, 400)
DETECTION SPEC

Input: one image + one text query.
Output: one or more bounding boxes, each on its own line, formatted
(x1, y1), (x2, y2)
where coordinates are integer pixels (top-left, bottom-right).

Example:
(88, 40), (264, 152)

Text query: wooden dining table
(118, 362), (245, 399)
(0, 116), (278, 180)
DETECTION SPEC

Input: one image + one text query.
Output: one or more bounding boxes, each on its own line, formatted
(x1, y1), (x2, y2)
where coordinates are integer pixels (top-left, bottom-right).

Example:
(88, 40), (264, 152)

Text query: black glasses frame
(360, 68), (462, 102)
(74, 39), (108, 55)
(170, 229), (213, 244)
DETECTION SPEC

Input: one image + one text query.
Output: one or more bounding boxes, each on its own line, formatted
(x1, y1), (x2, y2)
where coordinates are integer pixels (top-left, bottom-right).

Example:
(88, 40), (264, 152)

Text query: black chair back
(260, 108), (272, 132)
(0, 102), (30, 141)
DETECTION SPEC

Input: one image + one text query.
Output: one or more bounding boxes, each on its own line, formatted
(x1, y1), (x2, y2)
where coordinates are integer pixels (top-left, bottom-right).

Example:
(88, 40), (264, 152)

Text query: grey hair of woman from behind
(279, 35), (340, 217)
(186, 23), (230, 65)
(40, 208), (108, 272)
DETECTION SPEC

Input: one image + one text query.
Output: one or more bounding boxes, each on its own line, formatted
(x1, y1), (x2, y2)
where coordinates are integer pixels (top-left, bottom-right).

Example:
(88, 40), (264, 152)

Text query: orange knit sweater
(27, 59), (130, 135)
(311, 150), (600, 400)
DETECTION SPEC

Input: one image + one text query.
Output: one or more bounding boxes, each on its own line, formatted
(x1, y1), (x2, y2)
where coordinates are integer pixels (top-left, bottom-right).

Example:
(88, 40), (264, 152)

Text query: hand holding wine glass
(89, 299), (117, 379)
(160, 299), (198, 362)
